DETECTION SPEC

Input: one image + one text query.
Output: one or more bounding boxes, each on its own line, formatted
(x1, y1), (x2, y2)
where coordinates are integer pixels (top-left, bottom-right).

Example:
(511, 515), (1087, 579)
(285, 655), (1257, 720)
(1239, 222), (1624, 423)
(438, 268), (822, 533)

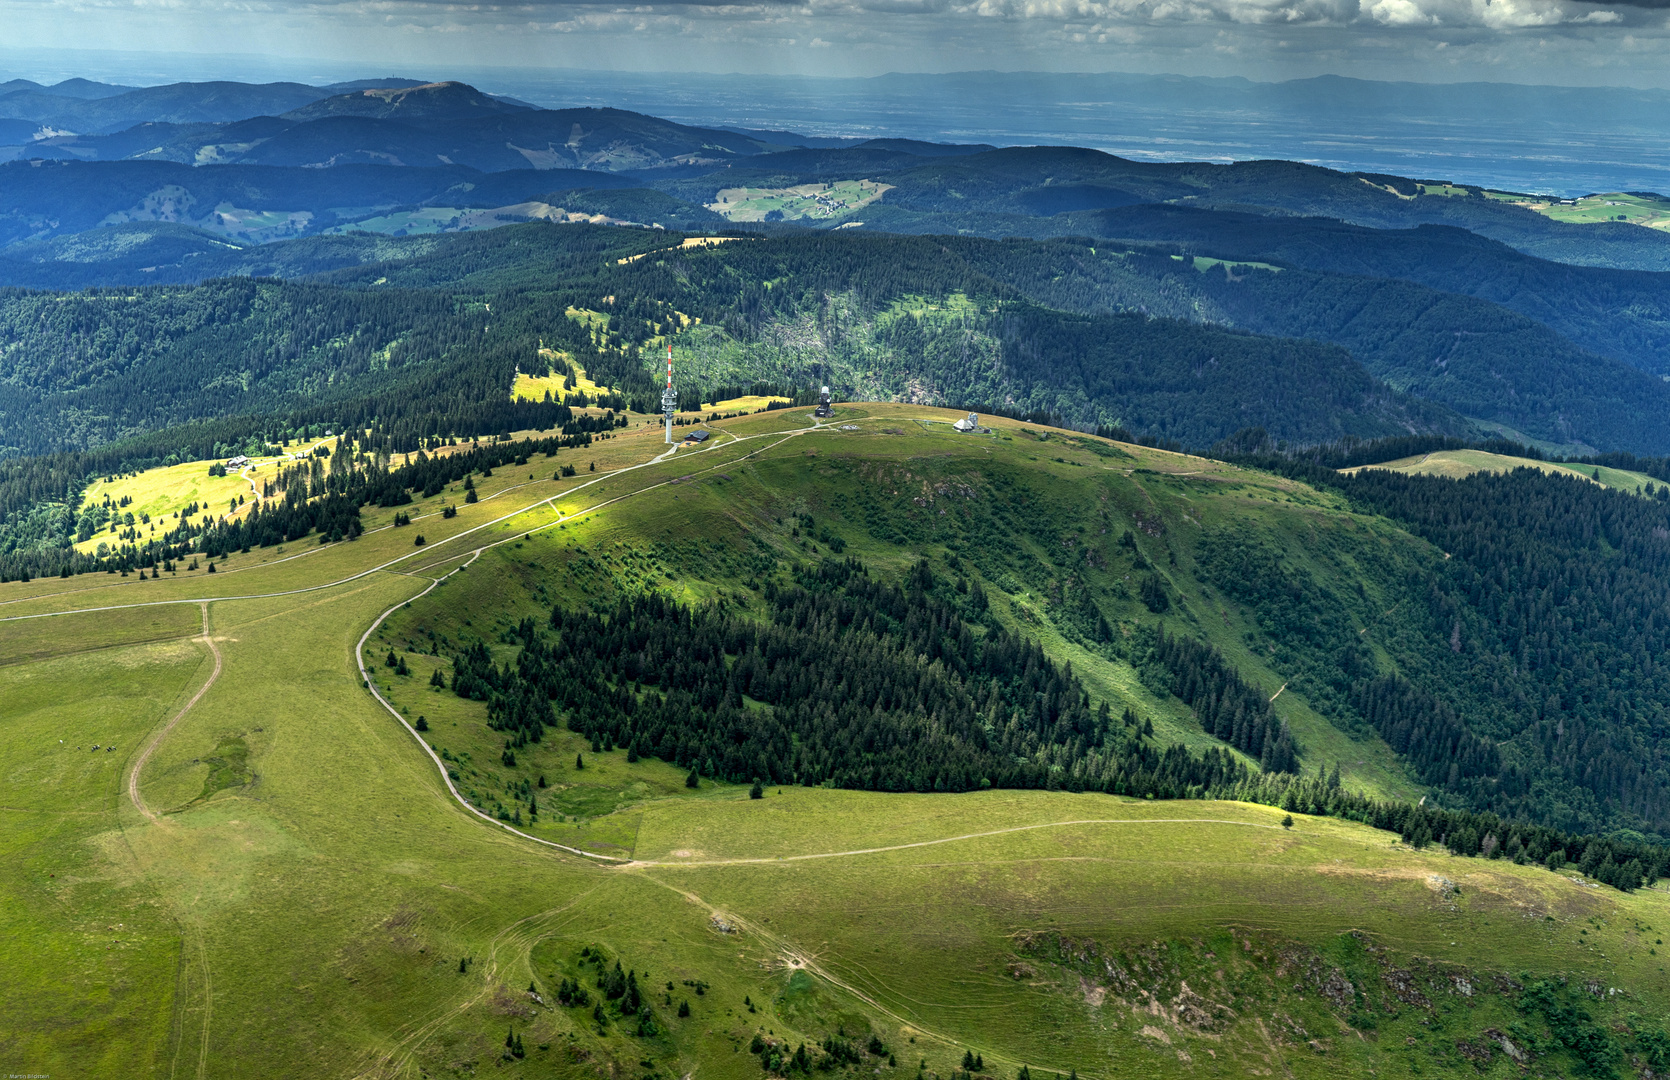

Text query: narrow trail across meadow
(126, 602), (223, 824)
(619, 816), (1286, 869)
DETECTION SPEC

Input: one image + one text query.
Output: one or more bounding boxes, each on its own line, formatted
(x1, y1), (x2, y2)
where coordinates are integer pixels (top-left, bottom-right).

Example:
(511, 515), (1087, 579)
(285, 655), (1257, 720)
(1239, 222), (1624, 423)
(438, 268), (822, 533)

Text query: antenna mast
(662, 341), (677, 444)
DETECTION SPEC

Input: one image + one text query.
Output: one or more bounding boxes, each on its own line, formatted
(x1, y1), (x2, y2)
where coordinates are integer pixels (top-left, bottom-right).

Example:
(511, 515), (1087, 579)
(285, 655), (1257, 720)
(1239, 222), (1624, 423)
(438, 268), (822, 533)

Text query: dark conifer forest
(435, 551), (1670, 892)
(449, 556), (1244, 795)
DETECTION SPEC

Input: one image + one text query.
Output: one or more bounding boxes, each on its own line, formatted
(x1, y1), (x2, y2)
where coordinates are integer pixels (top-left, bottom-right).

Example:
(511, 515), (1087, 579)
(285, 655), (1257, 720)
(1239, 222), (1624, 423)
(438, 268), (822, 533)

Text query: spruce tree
(415, 715), (429, 732)
(686, 769), (700, 789)
(750, 779), (764, 799)
(576, 753), (585, 769)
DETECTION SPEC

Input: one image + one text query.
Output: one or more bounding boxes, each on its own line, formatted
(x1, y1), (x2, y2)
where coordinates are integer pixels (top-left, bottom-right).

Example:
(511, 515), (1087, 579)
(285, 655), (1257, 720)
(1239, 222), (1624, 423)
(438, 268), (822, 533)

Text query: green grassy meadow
(1486, 189), (1670, 230)
(6, 404), (1670, 1078)
(1343, 447), (1661, 493)
(707, 181), (892, 223)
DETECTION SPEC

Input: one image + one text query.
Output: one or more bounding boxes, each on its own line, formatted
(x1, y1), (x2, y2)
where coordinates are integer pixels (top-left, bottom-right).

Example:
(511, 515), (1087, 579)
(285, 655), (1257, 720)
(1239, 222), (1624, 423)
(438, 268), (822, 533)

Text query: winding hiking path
(355, 551), (631, 863)
(127, 602), (223, 824)
(13, 414), (844, 873)
(113, 603), (224, 1079)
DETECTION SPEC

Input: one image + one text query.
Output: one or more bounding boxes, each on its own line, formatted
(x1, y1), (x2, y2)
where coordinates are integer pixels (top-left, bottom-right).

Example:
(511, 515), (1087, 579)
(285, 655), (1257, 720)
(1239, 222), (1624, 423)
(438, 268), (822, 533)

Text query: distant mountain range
(6, 74), (1670, 457)
(0, 76), (446, 133)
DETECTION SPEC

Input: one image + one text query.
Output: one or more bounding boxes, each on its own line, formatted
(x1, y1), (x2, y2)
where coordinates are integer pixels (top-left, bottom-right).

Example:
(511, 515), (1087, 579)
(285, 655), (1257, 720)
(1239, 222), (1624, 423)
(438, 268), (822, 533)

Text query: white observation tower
(663, 341), (677, 443)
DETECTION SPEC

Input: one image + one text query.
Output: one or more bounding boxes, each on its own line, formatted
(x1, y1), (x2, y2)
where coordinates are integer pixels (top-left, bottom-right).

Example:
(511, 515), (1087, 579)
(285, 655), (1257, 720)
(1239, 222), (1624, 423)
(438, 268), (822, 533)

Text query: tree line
(1220, 433), (1670, 835)
(447, 555), (1249, 796)
(431, 551), (1670, 891)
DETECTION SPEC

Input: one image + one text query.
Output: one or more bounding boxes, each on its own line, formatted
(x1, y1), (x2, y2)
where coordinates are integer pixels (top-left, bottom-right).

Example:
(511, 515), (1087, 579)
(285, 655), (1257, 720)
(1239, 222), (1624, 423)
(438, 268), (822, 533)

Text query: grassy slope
(1342, 448), (1661, 493)
(71, 435), (344, 554)
(3, 404), (1668, 1078)
(1490, 190), (1670, 231)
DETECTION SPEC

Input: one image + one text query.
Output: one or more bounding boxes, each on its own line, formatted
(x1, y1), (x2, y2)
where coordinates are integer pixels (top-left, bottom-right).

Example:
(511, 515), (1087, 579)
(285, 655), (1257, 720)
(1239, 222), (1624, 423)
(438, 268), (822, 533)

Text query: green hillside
(11, 217), (1670, 457)
(9, 404), (1670, 1077)
(0, 226), (1466, 463)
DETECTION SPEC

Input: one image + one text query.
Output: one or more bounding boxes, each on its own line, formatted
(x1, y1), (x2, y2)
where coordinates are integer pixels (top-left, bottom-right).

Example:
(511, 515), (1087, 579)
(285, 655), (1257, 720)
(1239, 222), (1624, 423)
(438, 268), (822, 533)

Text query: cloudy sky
(1, 0), (1667, 87)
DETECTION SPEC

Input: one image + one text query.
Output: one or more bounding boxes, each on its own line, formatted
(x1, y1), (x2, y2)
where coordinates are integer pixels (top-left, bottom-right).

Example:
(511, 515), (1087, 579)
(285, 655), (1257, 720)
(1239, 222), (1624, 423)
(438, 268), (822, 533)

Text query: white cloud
(925, 0), (1652, 28)
(1363, 0), (1436, 24)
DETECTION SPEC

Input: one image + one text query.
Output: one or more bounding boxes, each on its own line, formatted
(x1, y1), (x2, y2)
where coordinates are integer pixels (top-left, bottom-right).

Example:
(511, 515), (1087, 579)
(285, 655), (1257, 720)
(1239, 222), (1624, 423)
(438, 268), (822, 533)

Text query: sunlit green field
(74, 436), (346, 554)
(1484, 189), (1670, 229)
(1343, 447), (1661, 494)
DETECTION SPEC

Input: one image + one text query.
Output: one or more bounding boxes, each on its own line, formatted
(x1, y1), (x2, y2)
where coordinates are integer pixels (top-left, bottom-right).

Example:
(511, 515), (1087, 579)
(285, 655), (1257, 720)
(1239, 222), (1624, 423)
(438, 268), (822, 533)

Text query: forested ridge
(0, 276), (590, 456)
(564, 233), (1461, 445)
(7, 219), (1667, 480)
(929, 236), (1670, 453)
(452, 557), (1201, 794)
(1348, 467), (1670, 831)
(428, 548), (1670, 892)
(1207, 437), (1670, 838)
(0, 224), (1457, 503)
(1071, 205), (1670, 375)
